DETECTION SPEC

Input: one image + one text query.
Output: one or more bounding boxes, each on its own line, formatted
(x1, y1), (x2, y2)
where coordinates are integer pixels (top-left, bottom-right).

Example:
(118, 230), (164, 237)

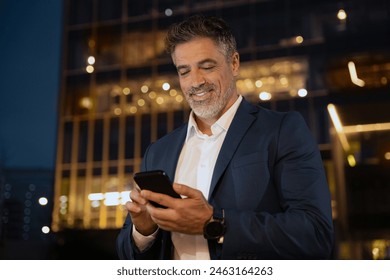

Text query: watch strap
(213, 208), (224, 221)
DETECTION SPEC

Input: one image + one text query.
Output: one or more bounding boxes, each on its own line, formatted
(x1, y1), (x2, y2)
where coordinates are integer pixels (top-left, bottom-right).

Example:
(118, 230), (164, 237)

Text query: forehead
(172, 37), (225, 66)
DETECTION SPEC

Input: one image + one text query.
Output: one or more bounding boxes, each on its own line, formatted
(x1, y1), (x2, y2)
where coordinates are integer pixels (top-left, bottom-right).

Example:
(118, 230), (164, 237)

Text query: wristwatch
(203, 209), (226, 243)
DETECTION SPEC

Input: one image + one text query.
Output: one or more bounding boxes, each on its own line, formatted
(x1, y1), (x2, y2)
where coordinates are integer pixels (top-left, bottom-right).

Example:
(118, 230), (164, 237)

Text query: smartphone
(133, 170), (181, 208)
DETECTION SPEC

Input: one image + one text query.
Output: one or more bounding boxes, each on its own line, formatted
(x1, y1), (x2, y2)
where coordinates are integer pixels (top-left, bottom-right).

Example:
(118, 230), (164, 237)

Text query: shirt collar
(185, 95), (243, 142)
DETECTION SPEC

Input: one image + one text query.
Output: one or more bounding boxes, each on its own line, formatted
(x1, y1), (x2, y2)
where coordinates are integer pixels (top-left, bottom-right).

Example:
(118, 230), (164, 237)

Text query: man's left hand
(140, 183), (213, 234)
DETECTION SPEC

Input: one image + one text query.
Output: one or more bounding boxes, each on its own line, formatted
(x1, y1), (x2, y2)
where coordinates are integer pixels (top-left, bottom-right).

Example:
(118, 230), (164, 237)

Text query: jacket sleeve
(116, 214), (135, 260)
(116, 213), (165, 260)
(116, 144), (162, 260)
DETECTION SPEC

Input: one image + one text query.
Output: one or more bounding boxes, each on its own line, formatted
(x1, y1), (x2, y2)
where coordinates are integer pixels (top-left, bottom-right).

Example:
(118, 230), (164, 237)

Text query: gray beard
(189, 80), (236, 120)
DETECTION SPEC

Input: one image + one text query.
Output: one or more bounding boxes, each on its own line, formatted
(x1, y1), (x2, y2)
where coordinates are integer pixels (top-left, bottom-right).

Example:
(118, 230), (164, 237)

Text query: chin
(193, 106), (221, 120)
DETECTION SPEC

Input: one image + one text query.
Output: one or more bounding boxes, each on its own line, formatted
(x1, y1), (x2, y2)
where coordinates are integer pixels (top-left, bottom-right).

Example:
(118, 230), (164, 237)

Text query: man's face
(172, 37), (240, 121)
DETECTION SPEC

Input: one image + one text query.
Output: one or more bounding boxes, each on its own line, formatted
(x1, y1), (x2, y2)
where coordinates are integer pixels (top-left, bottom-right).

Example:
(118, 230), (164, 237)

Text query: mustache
(187, 84), (215, 95)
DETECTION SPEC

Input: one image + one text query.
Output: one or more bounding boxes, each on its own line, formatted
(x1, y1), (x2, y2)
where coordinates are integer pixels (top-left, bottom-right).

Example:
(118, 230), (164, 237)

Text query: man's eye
(178, 70), (189, 76)
(202, 65), (215, 71)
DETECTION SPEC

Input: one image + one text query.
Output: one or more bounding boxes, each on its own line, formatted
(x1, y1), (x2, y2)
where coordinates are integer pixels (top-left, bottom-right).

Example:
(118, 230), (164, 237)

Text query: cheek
(178, 78), (189, 93)
(217, 74), (231, 92)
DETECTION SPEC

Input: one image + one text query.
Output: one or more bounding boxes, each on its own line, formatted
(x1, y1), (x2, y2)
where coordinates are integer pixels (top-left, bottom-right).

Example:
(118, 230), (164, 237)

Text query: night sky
(0, 0), (63, 170)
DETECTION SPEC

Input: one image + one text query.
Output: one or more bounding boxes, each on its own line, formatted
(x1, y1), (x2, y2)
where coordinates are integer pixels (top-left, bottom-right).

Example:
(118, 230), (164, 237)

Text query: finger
(130, 188), (148, 205)
(146, 203), (176, 224)
(141, 189), (177, 209)
(173, 183), (200, 198)
(124, 201), (142, 214)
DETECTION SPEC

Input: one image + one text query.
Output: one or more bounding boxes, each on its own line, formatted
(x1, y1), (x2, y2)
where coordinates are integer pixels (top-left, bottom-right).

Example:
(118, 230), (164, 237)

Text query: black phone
(133, 170), (181, 208)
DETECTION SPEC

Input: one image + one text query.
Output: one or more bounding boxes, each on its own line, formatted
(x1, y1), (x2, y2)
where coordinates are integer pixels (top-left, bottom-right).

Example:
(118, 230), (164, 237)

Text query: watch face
(206, 220), (225, 239)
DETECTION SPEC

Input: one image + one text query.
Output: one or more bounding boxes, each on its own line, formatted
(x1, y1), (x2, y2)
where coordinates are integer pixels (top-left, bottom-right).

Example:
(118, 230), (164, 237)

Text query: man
(117, 15), (334, 260)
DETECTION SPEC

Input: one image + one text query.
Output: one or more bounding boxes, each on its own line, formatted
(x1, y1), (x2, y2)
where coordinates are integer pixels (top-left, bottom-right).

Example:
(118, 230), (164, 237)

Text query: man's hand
(140, 183), (213, 235)
(125, 188), (158, 236)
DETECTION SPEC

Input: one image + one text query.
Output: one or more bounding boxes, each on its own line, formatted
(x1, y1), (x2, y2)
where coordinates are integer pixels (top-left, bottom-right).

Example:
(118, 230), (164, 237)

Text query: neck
(194, 116), (214, 136)
(194, 94), (239, 136)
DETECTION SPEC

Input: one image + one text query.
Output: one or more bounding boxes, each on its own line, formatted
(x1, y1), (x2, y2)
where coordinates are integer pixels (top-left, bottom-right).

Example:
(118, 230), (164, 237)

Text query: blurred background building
(1, 0), (389, 260)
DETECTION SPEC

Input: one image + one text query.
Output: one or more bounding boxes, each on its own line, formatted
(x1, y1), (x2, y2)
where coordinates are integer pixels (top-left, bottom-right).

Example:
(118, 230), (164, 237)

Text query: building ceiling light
(337, 9), (347, 20)
(348, 61), (365, 87)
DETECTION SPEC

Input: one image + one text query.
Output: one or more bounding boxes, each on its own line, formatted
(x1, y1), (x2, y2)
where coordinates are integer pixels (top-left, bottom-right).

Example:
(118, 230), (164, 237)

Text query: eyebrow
(176, 58), (218, 72)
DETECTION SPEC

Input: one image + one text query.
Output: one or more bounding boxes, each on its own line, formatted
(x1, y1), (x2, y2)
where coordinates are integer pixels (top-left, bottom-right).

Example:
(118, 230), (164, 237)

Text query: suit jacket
(116, 98), (334, 260)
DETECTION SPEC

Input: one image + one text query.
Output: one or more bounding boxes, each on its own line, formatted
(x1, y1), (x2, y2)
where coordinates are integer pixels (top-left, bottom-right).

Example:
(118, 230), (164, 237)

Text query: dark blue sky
(0, 0), (63, 170)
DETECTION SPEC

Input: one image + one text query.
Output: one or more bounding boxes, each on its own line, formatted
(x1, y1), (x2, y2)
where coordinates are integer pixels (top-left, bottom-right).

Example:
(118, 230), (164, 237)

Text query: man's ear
(231, 52), (240, 76)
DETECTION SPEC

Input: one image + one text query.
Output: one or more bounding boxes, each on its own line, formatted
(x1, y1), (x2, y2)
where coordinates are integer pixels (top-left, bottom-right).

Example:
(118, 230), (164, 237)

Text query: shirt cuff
(132, 225), (159, 252)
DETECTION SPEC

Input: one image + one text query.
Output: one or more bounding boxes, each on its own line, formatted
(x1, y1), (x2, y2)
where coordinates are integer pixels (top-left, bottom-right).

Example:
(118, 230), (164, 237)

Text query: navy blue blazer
(117, 98), (334, 260)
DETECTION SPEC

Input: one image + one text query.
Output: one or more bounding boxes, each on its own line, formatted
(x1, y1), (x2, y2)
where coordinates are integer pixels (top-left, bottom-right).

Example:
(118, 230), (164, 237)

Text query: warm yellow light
(175, 95), (184, 102)
(80, 97), (93, 109)
(236, 79), (244, 88)
(244, 79), (254, 90)
(156, 97), (164, 105)
(337, 9), (347, 20)
(327, 104), (343, 133)
(255, 80), (263, 88)
(148, 91), (157, 99)
(86, 65), (94, 73)
(267, 76), (275, 84)
(122, 87), (131, 95)
(385, 152), (390, 160)
(169, 89), (177, 96)
(327, 104), (351, 151)
(279, 75), (288, 86)
(127, 106), (137, 114)
(347, 155), (356, 167)
(137, 99), (145, 106)
(114, 108), (122, 115)
(348, 61), (365, 87)
(141, 85), (149, 93)
(372, 247), (380, 260)
(295, 36), (304, 44)
(342, 123), (390, 134)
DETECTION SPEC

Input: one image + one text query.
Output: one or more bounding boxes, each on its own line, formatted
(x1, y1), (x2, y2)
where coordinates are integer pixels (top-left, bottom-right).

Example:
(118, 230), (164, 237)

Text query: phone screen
(133, 170), (181, 208)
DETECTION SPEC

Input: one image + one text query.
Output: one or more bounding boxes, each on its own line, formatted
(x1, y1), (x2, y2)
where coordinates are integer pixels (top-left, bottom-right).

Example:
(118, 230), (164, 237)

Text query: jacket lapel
(164, 124), (188, 181)
(208, 99), (258, 199)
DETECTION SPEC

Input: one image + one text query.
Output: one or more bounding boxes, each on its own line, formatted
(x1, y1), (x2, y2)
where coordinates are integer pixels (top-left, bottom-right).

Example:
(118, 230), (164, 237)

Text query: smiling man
(173, 37), (239, 130)
(117, 15), (334, 260)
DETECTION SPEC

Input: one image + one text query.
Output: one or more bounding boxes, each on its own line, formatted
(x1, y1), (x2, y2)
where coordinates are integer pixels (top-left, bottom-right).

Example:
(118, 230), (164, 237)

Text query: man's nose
(190, 70), (206, 88)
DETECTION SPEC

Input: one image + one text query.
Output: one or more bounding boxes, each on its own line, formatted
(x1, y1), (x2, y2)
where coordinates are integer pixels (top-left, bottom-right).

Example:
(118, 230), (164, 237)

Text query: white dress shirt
(133, 95), (243, 259)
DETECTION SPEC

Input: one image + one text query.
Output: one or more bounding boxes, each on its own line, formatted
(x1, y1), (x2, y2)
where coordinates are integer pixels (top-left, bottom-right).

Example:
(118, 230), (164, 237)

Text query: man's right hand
(125, 188), (158, 236)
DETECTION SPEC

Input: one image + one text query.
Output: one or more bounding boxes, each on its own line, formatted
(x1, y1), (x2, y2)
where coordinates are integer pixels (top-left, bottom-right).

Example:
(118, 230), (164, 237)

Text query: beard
(185, 79), (236, 120)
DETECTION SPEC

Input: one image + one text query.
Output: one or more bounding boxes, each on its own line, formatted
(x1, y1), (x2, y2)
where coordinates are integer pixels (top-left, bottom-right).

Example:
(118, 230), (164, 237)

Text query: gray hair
(165, 15), (237, 60)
